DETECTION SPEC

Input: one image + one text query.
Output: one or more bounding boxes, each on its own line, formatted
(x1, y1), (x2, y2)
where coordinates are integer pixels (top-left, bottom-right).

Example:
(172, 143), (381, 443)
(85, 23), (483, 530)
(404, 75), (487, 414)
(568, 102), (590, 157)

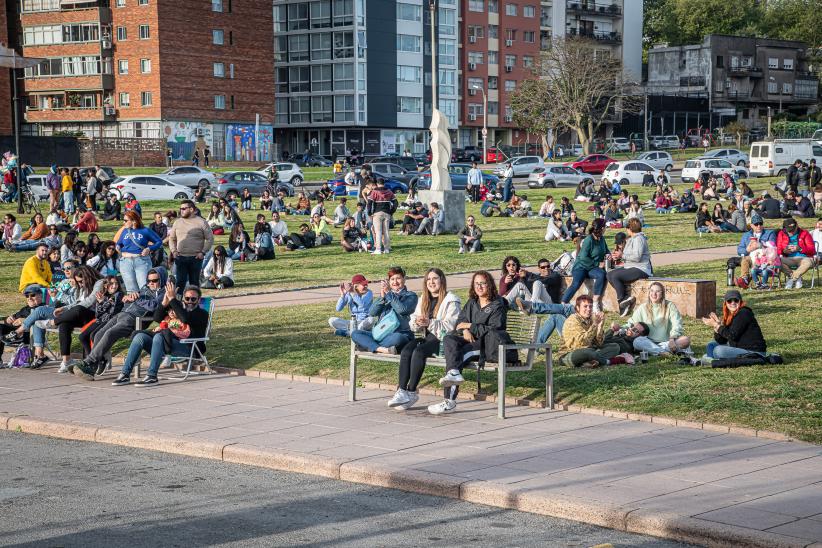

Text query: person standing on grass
(388, 268), (461, 412)
(350, 266), (417, 355)
(60, 168), (74, 215)
(46, 165), (61, 211)
(116, 211), (163, 294)
(366, 178), (397, 255)
(501, 162), (514, 202)
(556, 294), (625, 368)
(467, 162), (483, 203)
(328, 274), (373, 336)
(701, 289), (767, 360)
(169, 199), (213, 294)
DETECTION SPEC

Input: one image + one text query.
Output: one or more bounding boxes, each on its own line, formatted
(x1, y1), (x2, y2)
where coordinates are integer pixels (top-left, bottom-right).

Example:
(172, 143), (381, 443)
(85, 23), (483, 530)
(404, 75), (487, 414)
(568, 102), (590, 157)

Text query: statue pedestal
(417, 189), (465, 234)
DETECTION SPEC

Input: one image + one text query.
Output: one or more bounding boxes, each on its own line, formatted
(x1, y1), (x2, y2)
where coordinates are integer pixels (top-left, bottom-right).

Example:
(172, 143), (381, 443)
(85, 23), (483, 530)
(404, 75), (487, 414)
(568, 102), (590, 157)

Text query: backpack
(95, 178), (103, 194)
(256, 231), (274, 250)
(10, 345), (32, 368)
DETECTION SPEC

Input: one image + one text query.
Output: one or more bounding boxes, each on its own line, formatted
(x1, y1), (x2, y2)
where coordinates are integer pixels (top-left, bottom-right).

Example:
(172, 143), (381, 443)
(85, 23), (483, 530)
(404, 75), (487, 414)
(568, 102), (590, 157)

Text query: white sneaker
(387, 388), (410, 407)
(428, 399), (456, 415)
(395, 391), (419, 411)
(459, 247), (465, 254)
(160, 356), (172, 369)
(796, 278), (803, 289)
(370, 250), (383, 255)
(438, 369), (464, 387)
(57, 362), (69, 373)
(785, 278), (796, 289)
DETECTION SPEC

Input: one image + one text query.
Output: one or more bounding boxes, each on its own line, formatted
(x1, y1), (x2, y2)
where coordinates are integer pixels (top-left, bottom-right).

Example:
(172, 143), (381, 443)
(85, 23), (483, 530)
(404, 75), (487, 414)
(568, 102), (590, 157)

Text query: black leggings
(398, 333), (440, 392)
(442, 333), (482, 400)
(606, 267), (649, 302)
(55, 306), (95, 356)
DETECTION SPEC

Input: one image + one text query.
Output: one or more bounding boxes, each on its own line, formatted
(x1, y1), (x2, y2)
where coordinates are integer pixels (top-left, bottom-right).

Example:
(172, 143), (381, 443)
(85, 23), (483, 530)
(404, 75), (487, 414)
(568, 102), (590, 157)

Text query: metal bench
(348, 313), (554, 419)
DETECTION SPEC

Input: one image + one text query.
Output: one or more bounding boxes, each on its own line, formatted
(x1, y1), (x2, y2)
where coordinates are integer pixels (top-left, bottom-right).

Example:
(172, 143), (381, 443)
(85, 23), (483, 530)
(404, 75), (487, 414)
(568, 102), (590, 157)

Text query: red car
(564, 154), (615, 175)
(485, 147), (503, 163)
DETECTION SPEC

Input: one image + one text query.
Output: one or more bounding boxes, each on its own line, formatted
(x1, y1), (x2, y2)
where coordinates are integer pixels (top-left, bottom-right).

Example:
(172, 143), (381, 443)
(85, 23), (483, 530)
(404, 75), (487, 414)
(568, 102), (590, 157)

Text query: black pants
(55, 305), (95, 356)
(398, 333), (440, 392)
(286, 233), (314, 250)
(88, 313), (138, 363)
(0, 323), (30, 357)
(442, 333), (481, 400)
(606, 267), (649, 302)
(540, 272), (563, 303)
(202, 276), (234, 289)
(78, 320), (104, 357)
(174, 255), (203, 293)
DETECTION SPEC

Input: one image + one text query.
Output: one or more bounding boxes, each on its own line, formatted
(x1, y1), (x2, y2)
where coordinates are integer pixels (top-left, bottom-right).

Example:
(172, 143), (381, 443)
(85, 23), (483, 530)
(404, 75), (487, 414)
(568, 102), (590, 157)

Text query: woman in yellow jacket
(61, 168), (75, 214)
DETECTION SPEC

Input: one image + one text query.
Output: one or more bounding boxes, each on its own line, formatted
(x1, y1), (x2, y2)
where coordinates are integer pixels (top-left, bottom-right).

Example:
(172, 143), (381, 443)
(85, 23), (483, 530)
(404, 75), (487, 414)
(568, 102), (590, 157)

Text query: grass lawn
(204, 259), (822, 443)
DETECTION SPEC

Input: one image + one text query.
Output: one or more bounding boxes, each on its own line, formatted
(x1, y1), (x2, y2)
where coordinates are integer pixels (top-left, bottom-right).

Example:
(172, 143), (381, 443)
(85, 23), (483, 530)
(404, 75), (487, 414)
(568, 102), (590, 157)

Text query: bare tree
(512, 37), (642, 154)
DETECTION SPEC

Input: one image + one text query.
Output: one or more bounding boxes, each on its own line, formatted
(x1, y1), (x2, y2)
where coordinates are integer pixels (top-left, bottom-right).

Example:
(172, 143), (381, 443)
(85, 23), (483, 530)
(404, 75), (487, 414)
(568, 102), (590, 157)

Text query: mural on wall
(162, 121), (213, 161)
(225, 124), (273, 162)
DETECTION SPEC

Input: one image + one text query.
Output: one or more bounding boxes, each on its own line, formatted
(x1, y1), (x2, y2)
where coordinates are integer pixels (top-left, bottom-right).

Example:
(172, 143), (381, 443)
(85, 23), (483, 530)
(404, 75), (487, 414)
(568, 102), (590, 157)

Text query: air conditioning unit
(468, 62), (476, 71)
(505, 39), (513, 47)
(469, 113), (477, 121)
(505, 65), (513, 72)
(469, 89), (477, 96)
(104, 106), (115, 116)
(101, 39), (112, 49)
(469, 35), (476, 43)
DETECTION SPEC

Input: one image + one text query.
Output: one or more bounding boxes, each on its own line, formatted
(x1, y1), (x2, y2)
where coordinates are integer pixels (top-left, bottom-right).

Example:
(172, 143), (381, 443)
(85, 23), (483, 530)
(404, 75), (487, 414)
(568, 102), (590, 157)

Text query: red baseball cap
(351, 274), (368, 285)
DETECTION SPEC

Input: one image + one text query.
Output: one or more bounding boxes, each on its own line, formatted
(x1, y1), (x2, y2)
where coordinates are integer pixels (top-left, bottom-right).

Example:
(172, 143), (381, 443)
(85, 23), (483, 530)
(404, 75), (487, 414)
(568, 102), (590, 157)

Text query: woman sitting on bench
(429, 270), (508, 415)
(701, 289), (767, 359)
(387, 268), (461, 411)
(351, 266), (418, 355)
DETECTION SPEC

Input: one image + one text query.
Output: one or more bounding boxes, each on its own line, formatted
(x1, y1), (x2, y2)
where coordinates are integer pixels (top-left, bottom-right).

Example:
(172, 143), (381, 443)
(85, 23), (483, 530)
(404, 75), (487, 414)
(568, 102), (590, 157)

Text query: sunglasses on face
(183, 297), (199, 303)
(25, 294), (38, 298)
(147, 278), (160, 284)
(726, 298), (740, 304)
(539, 265), (550, 269)
(74, 275), (84, 280)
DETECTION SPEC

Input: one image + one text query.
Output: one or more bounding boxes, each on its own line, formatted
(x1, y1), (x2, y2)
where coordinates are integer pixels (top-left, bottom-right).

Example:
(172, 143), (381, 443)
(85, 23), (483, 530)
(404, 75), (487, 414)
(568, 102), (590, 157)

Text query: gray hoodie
(621, 232), (653, 276)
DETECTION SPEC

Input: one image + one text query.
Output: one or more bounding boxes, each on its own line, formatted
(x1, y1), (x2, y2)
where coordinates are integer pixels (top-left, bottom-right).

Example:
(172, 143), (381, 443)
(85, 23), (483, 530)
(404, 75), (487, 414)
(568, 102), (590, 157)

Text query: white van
(748, 139), (822, 177)
(812, 129), (822, 143)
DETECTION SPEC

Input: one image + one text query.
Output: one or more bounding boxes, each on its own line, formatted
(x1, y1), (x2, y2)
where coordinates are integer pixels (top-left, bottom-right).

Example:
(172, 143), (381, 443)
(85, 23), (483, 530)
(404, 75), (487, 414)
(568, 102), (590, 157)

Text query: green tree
(644, 0), (762, 48)
(760, 0), (822, 50)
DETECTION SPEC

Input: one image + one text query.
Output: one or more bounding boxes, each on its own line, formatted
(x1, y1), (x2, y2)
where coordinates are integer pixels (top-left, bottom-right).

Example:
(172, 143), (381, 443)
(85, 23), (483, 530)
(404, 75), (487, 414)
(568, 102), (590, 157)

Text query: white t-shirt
(269, 220), (288, 238)
(812, 229), (822, 255)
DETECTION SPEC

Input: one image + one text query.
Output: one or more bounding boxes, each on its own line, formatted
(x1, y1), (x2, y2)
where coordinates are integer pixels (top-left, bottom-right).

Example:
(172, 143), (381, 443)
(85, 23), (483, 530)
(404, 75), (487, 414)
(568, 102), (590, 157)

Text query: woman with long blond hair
(701, 289), (766, 359)
(388, 268), (461, 411)
(626, 281), (692, 356)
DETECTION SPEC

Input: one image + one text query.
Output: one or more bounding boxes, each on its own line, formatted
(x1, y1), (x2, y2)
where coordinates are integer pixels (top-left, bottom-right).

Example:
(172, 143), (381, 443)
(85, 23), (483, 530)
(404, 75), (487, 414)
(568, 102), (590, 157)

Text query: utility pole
(473, 85), (487, 164)
(429, 0), (438, 111)
(643, 92), (649, 151)
(767, 106), (772, 139)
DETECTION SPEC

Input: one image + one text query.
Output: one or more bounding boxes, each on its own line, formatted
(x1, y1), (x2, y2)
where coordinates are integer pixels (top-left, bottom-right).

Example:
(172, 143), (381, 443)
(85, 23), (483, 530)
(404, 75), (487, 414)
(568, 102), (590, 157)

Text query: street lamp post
(429, 0), (438, 111)
(472, 85), (487, 165)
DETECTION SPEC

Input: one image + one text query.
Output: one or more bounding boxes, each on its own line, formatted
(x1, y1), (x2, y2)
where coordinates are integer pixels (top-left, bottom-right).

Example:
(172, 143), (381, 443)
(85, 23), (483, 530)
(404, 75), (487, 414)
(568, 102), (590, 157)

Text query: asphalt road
(0, 431), (696, 548)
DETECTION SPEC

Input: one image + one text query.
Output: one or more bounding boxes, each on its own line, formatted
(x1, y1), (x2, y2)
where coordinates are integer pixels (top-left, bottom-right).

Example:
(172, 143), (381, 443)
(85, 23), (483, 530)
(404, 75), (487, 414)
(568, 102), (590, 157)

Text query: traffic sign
(481, 127), (488, 137)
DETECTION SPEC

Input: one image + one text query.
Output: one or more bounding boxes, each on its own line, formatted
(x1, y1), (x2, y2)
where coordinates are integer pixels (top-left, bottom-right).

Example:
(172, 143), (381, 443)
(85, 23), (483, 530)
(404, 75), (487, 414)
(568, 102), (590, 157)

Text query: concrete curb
(0, 412), (810, 548)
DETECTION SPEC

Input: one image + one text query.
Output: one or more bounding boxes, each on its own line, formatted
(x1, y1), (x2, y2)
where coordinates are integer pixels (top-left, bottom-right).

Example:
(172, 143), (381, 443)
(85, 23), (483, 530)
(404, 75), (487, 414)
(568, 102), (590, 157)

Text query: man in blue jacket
(735, 213), (776, 288)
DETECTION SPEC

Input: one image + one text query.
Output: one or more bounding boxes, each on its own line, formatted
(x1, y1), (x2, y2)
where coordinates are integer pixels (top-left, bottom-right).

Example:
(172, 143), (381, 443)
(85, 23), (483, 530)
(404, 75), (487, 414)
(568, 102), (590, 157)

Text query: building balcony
(567, 28), (621, 43)
(24, 105), (111, 123)
(21, 4), (111, 24)
(728, 66), (763, 78)
(567, 2), (622, 18)
(23, 74), (114, 92)
(725, 90), (751, 100)
(679, 76), (706, 87)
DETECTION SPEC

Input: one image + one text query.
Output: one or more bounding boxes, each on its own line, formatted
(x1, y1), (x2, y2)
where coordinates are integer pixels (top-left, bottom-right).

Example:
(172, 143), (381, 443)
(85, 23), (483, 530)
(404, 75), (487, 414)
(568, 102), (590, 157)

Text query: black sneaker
(111, 374), (130, 386)
(619, 297), (636, 317)
(71, 359), (96, 381)
(95, 360), (108, 376)
(29, 356), (49, 369)
(3, 333), (23, 345)
(135, 375), (158, 387)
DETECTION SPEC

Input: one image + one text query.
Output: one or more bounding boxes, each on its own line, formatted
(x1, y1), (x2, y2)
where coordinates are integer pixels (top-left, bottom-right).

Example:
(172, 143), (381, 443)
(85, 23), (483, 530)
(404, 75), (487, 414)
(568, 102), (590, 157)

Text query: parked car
(681, 158), (750, 183)
(108, 175), (194, 201)
(699, 148), (749, 167)
(287, 154), (333, 167)
(78, 166), (116, 180)
(527, 165), (594, 188)
(156, 166), (215, 189)
(649, 135), (681, 149)
(485, 147), (504, 163)
(748, 140), (822, 177)
(255, 162), (305, 186)
(601, 161), (657, 186)
(214, 171), (294, 199)
(372, 156), (419, 171)
(412, 153), (429, 168)
(493, 155), (545, 177)
(363, 162), (417, 185)
(416, 163), (499, 191)
(25, 174), (50, 201)
(327, 176), (408, 196)
(457, 146), (485, 162)
(605, 137), (631, 153)
(564, 154), (615, 175)
(634, 151), (674, 172)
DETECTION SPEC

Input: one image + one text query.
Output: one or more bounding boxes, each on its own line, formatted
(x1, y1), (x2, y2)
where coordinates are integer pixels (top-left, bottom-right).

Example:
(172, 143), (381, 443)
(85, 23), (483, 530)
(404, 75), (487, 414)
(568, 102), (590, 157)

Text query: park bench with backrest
(348, 312), (553, 418)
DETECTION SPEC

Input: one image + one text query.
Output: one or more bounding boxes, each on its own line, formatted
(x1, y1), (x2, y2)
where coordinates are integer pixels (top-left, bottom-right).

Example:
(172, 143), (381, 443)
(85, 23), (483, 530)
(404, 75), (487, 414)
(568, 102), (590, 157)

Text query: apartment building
(647, 35), (819, 130)
(273, 0), (459, 159)
(459, 0), (642, 149)
(14, 0), (275, 161)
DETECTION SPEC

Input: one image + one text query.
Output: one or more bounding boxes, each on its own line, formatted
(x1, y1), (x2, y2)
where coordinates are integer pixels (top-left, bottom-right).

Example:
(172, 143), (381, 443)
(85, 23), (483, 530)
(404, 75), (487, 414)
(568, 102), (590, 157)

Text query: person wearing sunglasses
(0, 285), (43, 367)
(702, 289), (767, 360)
(72, 266), (168, 379)
(498, 255), (552, 306)
(168, 199), (213, 295)
(111, 281), (209, 386)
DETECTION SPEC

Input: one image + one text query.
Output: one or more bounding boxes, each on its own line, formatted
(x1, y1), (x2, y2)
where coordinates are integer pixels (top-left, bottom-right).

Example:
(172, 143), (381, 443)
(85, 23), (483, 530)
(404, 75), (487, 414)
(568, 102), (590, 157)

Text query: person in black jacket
(809, 159), (821, 189)
(102, 195), (122, 221)
(429, 270), (510, 415)
(786, 159), (802, 194)
(0, 287), (42, 364)
(111, 282), (209, 386)
(757, 191), (784, 219)
(701, 289), (766, 359)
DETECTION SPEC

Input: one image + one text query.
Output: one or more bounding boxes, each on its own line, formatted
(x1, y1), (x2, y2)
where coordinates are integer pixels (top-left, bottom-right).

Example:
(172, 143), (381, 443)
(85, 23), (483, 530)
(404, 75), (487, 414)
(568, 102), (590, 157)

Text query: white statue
(429, 108), (452, 191)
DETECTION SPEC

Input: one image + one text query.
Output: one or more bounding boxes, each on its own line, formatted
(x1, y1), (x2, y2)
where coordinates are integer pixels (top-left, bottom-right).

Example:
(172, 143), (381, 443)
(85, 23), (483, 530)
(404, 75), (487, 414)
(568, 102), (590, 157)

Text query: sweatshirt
(574, 235), (609, 271)
(628, 300), (684, 343)
(559, 314), (604, 355)
(368, 288), (418, 335)
(714, 306), (766, 353)
(409, 291), (461, 340)
(19, 256), (52, 291)
(123, 266), (168, 317)
(335, 289), (374, 323)
(203, 256), (234, 280)
(169, 215), (213, 257)
(454, 297), (507, 340)
(621, 232), (653, 276)
(117, 227), (163, 255)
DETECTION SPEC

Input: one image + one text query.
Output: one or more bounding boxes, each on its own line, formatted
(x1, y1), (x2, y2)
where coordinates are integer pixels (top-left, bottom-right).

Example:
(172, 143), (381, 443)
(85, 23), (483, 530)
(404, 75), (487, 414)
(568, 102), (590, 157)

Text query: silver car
(494, 155), (545, 177)
(158, 166), (216, 189)
(215, 171), (294, 198)
(363, 162), (416, 185)
(528, 165), (593, 188)
(255, 162), (304, 186)
(635, 151), (674, 171)
(699, 148), (749, 167)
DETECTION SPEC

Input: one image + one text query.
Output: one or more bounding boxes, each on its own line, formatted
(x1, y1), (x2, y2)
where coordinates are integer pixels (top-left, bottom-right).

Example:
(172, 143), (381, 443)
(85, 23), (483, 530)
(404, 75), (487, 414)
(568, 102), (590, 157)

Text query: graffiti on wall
(162, 121), (213, 161)
(225, 124), (273, 162)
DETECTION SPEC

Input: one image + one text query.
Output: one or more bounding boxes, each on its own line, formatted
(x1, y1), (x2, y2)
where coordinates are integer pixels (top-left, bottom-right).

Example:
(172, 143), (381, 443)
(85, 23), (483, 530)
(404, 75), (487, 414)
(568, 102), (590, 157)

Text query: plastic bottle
(439, 328), (446, 356)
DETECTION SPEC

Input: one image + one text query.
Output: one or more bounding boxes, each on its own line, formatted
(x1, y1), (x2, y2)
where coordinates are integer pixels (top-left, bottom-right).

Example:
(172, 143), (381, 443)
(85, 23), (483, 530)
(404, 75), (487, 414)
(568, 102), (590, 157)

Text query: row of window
(467, 76), (518, 92)
(276, 95), (358, 124)
(467, 51), (534, 67)
(117, 91), (153, 107)
(116, 58), (152, 74)
(115, 25), (151, 41)
(274, 0), (355, 31)
(716, 55), (796, 70)
(276, 63), (358, 93)
(24, 56), (111, 78)
(275, 31), (359, 63)
(468, 0), (536, 17)
(22, 23), (100, 46)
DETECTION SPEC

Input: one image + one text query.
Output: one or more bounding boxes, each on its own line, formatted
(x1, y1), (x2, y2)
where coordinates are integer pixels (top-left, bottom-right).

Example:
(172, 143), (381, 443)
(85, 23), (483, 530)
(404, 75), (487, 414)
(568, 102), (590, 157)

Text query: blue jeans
(12, 239), (44, 252)
(23, 305), (55, 348)
(121, 332), (191, 378)
(529, 303), (574, 344)
(502, 179), (513, 202)
(120, 255), (152, 293)
(561, 266), (606, 303)
(63, 191), (74, 213)
(351, 329), (412, 352)
(655, 207), (670, 214)
(174, 255), (203, 293)
(706, 341), (762, 359)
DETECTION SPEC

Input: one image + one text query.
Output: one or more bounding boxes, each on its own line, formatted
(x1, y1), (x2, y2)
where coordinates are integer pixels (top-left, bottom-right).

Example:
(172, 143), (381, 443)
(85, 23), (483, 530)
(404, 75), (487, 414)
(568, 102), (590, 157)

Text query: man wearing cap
(0, 286), (42, 365)
(734, 213), (776, 288)
(702, 289), (767, 359)
(18, 242), (51, 292)
(777, 218), (815, 289)
(328, 275), (374, 337)
(757, 191), (783, 219)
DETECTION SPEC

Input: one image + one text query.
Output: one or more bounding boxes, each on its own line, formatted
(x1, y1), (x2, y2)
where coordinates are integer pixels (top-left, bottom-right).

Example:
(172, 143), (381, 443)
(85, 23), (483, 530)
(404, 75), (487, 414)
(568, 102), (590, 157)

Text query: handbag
(371, 310), (400, 342)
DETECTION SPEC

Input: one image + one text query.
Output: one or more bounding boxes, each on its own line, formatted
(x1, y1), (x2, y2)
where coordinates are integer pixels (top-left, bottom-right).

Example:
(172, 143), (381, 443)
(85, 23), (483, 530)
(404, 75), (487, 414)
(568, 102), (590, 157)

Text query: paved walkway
(217, 245), (738, 310)
(1, 369), (818, 547)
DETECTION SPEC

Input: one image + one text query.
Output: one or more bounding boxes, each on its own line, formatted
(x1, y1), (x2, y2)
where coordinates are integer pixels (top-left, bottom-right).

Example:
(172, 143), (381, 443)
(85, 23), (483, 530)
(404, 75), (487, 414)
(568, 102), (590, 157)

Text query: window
(523, 55), (533, 67)
(468, 25), (484, 39)
(274, 5), (287, 32)
(117, 26), (127, 41)
(310, 0), (331, 28)
(397, 34), (421, 53)
(140, 91), (152, 107)
(138, 0), (148, 4)
(212, 0), (222, 12)
(59, 23), (100, 44)
(289, 65), (310, 92)
(214, 95), (226, 109)
(334, 95), (354, 122)
(275, 98), (288, 125)
(488, 0), (498, 13)
(488, 51), (498, 64)
(768, 81), (778, 93)
(397, 65), (422, 83)
(505, 54), (516, 68)
(311, 64), (332, 91)
(213, 62), (224, 77)
(229, 63), (234, 79)
(468, 77), (484, 90)
(488, 101), (499, 115)
(333, 0), (353, 26)
(137, 58), (149, 73)
(358, 94), (366, 122)
(397, 96), (421, 114)
(782, 82), (793, 94)
(212, 29), (224, 45)
(488, 25), (498, 38)
(139, 25), (149, 39)
(21, 0), (60, 12)
(505, 29), (516, 41)
(523, 5), (535, 17)
(397, 2), (421, 21)
(768, 57), (778, 69)
(288, 34), (309, 61)
(488, 76), (498, 89)
(118, 59), (128, 74)
(504, 79), (516, 91)
(23, 25), (61, 46)
(311, 96), (333, 123)
(468, 103), (483, 117)
(118, 92), (129, 106)
(468, 0), (483, 11)
(439, 69), (456, 95)
(288, 3), (309, 30)
(290, 97), (310, 123)
(783, 58), (793, 70)
(438, 8), (456, 35)
(333, 31), (354, 58)
(334, 63), (354, 90)
(468, 51), (484, 65)
(716, 55), (723, 68)
(311, 33), (331, 60)
(439, 39), (456, 65)
(505, 3), (517, 16)
(116, 0), (125, 6)
(523, 31), (535, 43)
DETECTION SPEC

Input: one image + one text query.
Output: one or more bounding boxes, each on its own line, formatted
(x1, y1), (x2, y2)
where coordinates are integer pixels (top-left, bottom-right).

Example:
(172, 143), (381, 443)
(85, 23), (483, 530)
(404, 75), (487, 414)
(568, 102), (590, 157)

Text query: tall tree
(644, 0), (762, 49)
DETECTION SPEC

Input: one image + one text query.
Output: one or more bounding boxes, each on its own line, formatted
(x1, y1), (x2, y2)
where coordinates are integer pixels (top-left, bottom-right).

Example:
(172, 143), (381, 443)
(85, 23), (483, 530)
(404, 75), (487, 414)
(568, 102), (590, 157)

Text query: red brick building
(13, 0), (274, 160)
(0, 0), (14, 136)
